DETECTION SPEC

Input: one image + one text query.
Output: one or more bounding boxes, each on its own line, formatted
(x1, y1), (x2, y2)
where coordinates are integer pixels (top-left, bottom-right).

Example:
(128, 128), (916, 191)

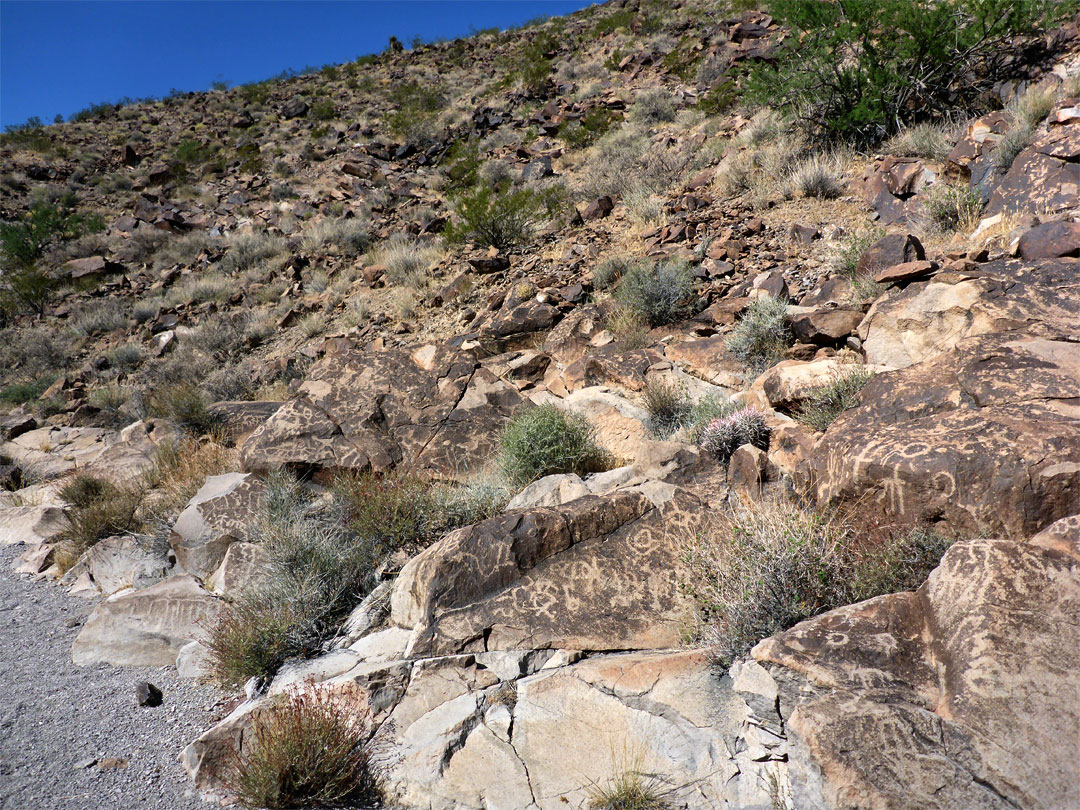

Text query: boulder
(807, 333), (1080, 536)
(0, 504), (65, 546)
(663, 336), (743, 389)
(560, 387), (649, 462)
(855, 233), (924, 276)
(390, 488), (701, 657)
(0, 420), (176, 483)
(72, 574), (221, 667)
(984, 115), (1080, 217)
(747, 514), (1080, 810)
(205, 541), (266, 597)
(789, 309), (864, 345)
(171, 473), (265, 579)
(1017, 220), (1080, 259)
(240, 343), (521, 479)
(60, 534), (170, 596)
(751, 358), (878, 412)
(206, 401), (283, 445)
(859, 256), (1080, 369)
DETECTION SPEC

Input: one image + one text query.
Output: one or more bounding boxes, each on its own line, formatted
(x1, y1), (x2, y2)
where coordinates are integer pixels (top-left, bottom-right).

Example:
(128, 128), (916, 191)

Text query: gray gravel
(0, 545), (226, 810)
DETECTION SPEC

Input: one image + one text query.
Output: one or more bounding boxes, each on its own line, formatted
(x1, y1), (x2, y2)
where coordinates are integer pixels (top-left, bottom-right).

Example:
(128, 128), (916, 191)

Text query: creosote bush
(725, 296), (793, 374)
(681, 499), (955, 666)
(613, 260), (695, 327)
(747, 0), (1066, 143)
(697, 407), (769, 463)
(498, 404), (609, 489)
(446, 183), (565, 250)
(226, 687), (380, 809)
(795, 366), (874, 431)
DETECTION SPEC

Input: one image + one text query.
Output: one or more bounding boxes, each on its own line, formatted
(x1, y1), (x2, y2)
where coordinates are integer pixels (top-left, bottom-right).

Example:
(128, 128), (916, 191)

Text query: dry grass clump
(883, 121), (955, 160)
(151, 230), (221, 271)
(53, 474), (143, 571)
(788, 153), (846, 199)
(641, 379), (691, 439)
(300, 216), (370, 258)
(368, 234), (444, 288)
(795, 366), (874, 432)
(992, 84), (1058, 171)
(68, 299), (127, 337)
(225, 687), (380, 809)
(628, 88), (677, 125)
(163, 273), (232, 308)
(920, 182), (984, 234)
(681, 499), (955, 666)
(145, 434), (237, 516)
(145, 383), (221, 435)
(587, 750), (671, 810)
(220, 232), (288, 275)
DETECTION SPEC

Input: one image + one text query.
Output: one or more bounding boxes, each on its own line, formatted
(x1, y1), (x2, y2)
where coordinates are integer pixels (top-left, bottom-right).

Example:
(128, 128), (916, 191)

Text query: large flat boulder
(807, 333), (1080, 536)
(239, 342), (521, 478)
(170, 472), (265, 579)
(0, 420), (176, 483)
(0, 504), (65, 546)
(390, 488), (701, 656)
(60, 534), (170, 596)
(71, 574), (221, 667)
(858, 256), (1080, 369)
(744, 514), (1080, 810)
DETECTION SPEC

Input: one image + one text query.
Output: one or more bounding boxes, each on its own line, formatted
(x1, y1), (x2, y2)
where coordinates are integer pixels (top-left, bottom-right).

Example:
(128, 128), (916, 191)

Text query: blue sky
(1, 1), (599, 129)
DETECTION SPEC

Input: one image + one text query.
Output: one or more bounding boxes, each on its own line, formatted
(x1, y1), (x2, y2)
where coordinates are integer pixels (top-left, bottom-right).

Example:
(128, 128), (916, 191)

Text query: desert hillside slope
(2, 1), (1080, 808)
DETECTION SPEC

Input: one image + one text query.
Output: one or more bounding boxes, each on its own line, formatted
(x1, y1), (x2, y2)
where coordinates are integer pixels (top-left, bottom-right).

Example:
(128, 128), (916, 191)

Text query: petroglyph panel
(809, 333), (1080, 536)
(240, 342), (521, 478)
(72, 574), (221, 667)
(395, 488), (703, 656)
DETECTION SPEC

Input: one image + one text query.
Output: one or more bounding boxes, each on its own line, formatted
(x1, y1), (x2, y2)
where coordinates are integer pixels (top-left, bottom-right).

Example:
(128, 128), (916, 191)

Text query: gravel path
(0, 545), (225, 810)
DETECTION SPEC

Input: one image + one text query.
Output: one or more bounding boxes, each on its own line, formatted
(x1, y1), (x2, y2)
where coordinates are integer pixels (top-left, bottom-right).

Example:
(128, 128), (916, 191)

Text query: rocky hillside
(2, 0), (1079, 808)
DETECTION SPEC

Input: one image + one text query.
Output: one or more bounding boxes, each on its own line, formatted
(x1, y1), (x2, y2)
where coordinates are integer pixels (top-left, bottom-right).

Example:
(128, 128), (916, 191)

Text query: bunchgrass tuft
(226, 686), (380, 809)
(795, 366), (874, 432)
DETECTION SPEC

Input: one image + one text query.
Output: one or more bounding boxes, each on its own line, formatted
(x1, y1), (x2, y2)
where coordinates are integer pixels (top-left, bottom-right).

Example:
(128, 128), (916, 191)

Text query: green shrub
(387, 81), (444, 141)
(498, 404), (609, 489)
(333, 470), (442, 556)
(681, 499), (955, 666)
(226, 688), (380, 810)
(0, 375), (56, 406)
(795, 366), (874, 431)
(745, 0), (1065, 143)
(592, 257), (630, 290)
(642, 379), (691, 439)
(696, 79), (738, 116)
(0, 196), (103, 315)
(446, 184), (565, 251)
(726, 297), (793, 374)
(310, 99), (335, 121)
(613, 260), (696, 327)
(560, 108), (617, 149)
(54, 475), (143, 571)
